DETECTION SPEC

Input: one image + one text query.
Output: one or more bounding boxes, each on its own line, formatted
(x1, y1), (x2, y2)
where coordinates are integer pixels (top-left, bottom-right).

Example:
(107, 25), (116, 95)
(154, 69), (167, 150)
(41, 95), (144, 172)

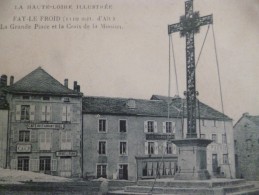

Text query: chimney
(10, 76), (14, 86)
(77, 85), (80, 92)
(64, 79), (68, 88)
(74, 81), (77, 91)
(243, 112), (249, 117)
(1, 75), (7, 87)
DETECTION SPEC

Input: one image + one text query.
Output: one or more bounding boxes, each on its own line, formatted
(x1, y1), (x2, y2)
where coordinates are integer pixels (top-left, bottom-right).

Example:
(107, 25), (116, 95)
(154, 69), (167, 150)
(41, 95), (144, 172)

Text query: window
(16, 105), (35, 121)
(62, 105), (71, 122)
(223, 154), (229, 164)
(22, 96), (30, 100)
(166, 142), (172, 154)
(148, 121), (154, 133)
(148, 142), (155, 155)
(97, 164), (107, 178)
(19, 131), (30, 142)
(99, 119), (107, 132)
(41, 105), (51, 122)
(21, 105), (30, 121)
(213, 120), (217, 127)
(145, 142), (158, 155)
(39, 156), (51, 172)
(63, 97), (70, 102)
(119, 141), (127, 155)
(202, 119), (205, 126)
(144, 121), (157, 133)
(43, 96), (50, 101)
(166, 122), (173, 133)
(98, 141), (106, 155)
(18, 157), (29, 171)
(222, 134), (227, 144)
(212, 134), (217, 143)
(119, 120), (127, 132)
(200, 134), (206, 139)
(39, 131), (51, 150)
(61, 131), (72, 150)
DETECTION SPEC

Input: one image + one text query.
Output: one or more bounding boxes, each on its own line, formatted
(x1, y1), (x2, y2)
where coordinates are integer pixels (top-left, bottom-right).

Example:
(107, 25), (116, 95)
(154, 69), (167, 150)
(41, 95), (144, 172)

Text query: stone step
(137, 179), (246, 188)
(226, 188), (259, 195)
(224, 184), (255, 194)
(124, 186), (221, 194)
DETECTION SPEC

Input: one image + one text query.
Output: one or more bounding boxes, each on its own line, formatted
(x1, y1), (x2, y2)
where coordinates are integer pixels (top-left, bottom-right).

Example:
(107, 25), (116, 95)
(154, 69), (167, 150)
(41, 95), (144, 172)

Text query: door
(39, 156), (51, 174)
(119, 164), (128, 180)
(59, 157), (72, 177)
(18, 157), (29, 171)
(212, 154), (218, 175)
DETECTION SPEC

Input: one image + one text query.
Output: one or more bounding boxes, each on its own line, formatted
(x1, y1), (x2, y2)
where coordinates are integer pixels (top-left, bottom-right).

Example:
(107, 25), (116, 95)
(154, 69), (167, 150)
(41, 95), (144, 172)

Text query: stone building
(5, 67), (83, 177)
(234, 113), (259, 180)
(82, 95), (235, 181)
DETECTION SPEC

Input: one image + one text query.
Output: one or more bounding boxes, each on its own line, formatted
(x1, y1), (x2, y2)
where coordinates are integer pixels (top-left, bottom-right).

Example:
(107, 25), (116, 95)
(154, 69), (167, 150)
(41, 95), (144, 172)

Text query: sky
(0, 0), (258, 122)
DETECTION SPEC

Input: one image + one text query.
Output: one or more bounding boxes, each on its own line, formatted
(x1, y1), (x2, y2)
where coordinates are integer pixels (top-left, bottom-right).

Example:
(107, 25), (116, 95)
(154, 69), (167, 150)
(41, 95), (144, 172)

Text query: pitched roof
(7, 67), (81, 96)
(83, 95), (231, 120)
(243, 114), (259, 126)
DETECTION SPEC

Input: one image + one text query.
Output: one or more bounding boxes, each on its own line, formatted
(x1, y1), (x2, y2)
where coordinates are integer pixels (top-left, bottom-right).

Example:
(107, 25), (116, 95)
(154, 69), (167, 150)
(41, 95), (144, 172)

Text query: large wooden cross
(168, 0), (213, 138)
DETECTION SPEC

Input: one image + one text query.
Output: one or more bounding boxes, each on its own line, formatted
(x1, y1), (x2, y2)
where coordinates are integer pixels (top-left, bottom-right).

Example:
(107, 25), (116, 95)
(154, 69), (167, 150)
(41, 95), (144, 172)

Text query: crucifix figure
(168, 0), (213, 138)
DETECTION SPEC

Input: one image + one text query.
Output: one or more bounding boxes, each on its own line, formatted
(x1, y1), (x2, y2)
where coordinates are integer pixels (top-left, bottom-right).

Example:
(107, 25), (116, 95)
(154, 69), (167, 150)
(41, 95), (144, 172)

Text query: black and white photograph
(0, 0), (258, 194)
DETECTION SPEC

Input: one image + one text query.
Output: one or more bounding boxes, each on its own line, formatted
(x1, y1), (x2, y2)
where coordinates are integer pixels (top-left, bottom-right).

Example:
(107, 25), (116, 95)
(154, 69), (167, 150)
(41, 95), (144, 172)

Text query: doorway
(59, 157), (72, 177)
(118, 164), (128, 180)
(212, 154), (218, 175)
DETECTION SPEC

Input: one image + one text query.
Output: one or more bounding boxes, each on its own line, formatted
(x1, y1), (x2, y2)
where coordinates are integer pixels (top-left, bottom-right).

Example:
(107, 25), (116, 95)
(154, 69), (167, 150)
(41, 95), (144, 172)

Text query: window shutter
(30, 130), (36, 142)
(30, 159), (39, 171)
(144, 121), (148, 133)
(10, 159), (17, 170)
(163, 141), (167, 154)
(46, 131), (51, 150)
(13, 129), (19, 142)
(172, 122), (176, 134)
(154, 121), (158, 133)
(16, 105), (21, 121)
(154, 142), (158, 155)
(41, 105), (46, 121)
(162, 122), (166, 133)
(30, 105), (35, 121)
(67, 131), (72, 150)
(51, 159), (57, 171)
(62, 106), (66, 121)
(46, 105), (51, 121)
(144, 142), (148, 155)
(172, 144), (177, 154)
(67, 105), (71, 122)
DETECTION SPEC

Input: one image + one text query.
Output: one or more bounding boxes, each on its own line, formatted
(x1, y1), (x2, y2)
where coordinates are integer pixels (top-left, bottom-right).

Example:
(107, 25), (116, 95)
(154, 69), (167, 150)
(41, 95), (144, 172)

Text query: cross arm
(168, 23), (182, 34)
(198, 14), (213, 27)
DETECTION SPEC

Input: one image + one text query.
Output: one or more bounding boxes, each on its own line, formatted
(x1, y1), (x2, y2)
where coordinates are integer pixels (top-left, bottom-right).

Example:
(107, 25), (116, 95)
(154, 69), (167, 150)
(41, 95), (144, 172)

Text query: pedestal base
(171, 138), (212, 180)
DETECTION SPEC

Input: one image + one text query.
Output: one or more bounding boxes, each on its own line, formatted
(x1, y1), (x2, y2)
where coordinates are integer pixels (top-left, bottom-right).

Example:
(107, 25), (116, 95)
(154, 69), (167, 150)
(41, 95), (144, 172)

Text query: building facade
(234, 113), (259, 180)
(5, 67), (83, 177)
(82, 95), (235, 181)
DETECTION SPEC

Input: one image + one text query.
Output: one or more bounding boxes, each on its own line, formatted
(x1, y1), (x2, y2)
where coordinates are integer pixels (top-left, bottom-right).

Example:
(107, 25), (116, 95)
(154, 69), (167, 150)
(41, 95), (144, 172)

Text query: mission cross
(168, 0), (213, 138)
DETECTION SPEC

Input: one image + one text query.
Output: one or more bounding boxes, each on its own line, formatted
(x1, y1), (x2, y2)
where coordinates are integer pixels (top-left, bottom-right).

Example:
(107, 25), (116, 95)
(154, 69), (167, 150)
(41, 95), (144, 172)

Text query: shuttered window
(60, 131), (72, 150)
(41, 105), (51, 121)
(62, 105), (71, 122)
(39, 131), (51, 150)
(16, 105), (35, 121)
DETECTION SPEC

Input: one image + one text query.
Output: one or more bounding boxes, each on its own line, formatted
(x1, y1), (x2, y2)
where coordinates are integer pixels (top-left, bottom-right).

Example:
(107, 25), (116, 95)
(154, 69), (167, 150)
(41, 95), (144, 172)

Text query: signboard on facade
(56, 151), (77, 157)
(28, 123), (64, 129)
(146, 134), (175, 140)
(16, 144), (31, 153)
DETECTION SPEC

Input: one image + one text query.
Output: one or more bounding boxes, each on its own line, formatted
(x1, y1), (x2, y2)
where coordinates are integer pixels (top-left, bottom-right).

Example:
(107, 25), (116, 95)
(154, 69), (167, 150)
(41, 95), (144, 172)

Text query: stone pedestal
(172, 138), (212, 180)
